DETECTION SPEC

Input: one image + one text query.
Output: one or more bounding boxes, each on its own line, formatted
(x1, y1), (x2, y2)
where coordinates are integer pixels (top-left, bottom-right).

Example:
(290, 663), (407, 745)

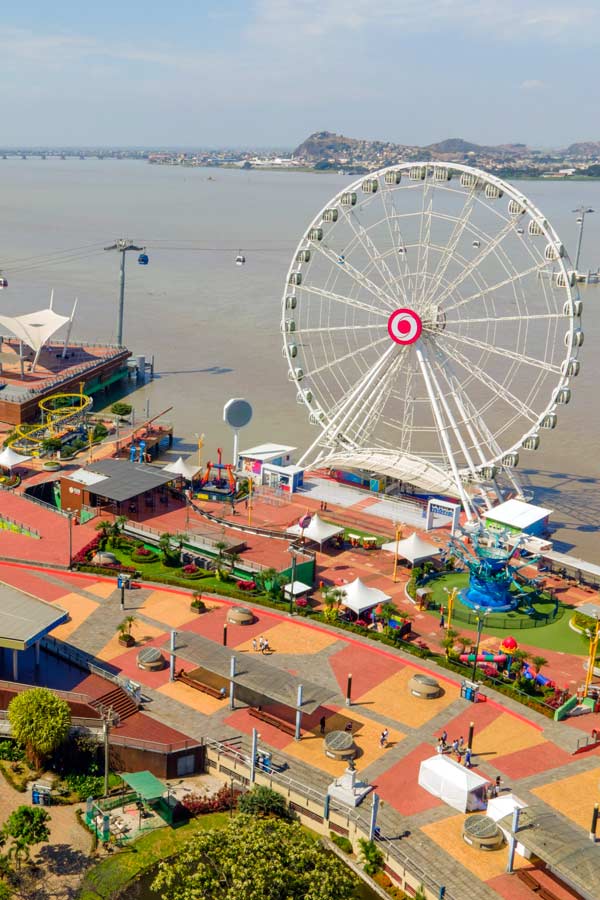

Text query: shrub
(295, 596), (308, 608)
(331, 833), (353, 854)
(132, 547), (159, 563)
(0, 740), (25, 762)
(358, 838), (384, 876)
(65, 773), (105, 800)
(111, 401), (132, 418)
(181, 784), (239, 815)
(183, 563), (198, 574)
(237, 785), (289, 819)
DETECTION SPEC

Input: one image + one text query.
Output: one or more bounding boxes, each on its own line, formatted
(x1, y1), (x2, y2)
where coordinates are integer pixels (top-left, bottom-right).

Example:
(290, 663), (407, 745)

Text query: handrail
(41, 636), (142, 704)
(0, 678), (91, 704)
(0, 513), (40, 537)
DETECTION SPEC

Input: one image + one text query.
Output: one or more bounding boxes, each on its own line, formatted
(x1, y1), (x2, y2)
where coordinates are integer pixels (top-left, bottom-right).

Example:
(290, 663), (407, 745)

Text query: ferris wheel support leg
(415, 347), (476, 522)
(297, 344), (396, 467)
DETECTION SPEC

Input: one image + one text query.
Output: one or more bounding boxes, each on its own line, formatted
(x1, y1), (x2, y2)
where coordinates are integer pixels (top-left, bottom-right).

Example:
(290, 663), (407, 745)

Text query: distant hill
(293, 131), (526, 163)
(566, 141), (600, 156)
(425, 138), (483, 154)
(292, 131), (397, 161)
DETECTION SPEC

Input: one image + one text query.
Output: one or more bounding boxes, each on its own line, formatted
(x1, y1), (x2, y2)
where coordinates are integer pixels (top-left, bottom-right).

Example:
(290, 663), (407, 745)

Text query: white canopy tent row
(286, 513), (344, 548)
(0, 292), (77, 373)
(0, 446), (32, 470)
(381, 531), (442, 565)
(339, 577), (391, 617)
(162, 456), (202, 481)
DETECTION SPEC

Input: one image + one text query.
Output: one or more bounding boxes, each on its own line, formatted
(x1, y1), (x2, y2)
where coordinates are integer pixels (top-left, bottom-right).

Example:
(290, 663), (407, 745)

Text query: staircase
(90, 686), (138, 722)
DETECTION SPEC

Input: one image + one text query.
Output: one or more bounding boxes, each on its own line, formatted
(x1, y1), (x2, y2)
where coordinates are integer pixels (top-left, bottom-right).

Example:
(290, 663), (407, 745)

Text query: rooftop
(486, 498), (553, 529)
(68, 459), (174, 503)
(0, 581), (68, 650)
(239, 443), (296, 461)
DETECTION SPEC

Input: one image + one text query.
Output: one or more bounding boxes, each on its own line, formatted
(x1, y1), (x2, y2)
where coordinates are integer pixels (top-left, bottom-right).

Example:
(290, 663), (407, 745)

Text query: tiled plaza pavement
(2, 563), (600, 900)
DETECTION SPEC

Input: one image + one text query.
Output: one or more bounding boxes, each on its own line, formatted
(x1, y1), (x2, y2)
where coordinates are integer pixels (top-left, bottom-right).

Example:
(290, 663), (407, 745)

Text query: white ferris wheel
(281, 162), (583, 519)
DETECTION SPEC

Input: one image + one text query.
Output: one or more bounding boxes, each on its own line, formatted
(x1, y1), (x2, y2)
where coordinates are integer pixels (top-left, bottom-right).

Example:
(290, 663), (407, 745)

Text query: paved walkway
(3, 563), (600, 900)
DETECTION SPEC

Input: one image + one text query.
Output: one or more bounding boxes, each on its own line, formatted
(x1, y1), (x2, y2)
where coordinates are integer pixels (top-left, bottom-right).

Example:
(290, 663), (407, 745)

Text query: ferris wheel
(281, 162), (583, 517)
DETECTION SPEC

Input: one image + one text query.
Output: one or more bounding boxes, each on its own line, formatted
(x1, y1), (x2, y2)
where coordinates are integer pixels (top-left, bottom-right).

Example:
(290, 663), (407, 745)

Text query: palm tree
(510, 649), (529, 677)
(225, 550), (241, 573)
(214, 540), (228, 565)
(442, 627), (460, 658)
(531, 655), (548, 675)
(95, 520), (111, 537)
(324, 587), (345, 609)
(378, 601), (398, 625)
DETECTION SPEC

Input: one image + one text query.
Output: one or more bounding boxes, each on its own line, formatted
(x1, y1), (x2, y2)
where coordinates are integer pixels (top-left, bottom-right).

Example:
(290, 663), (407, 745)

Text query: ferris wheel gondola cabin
(137, 253), (149, 265)
(0, 271), (8, 289)
(235, 252), (246, 266)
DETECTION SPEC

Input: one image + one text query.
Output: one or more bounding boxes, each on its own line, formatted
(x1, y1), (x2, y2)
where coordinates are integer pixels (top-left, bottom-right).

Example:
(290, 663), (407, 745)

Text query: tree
(224, 550), (241, 572)
(7, 689), (70, 768)
(323, 587), (345, 609)
(111, 402), (132, 418)
(510, 649), (529, 676)
(442, 627), (460, 659)
(358, 838), (384, 876)
(531, 655), (548, 675)
(214, 540), (228, 564)
(3, 807), (50, 869)
(236, 786), (289, 819)
(378, 601), (397, 625)
(152, 815), (357, 900)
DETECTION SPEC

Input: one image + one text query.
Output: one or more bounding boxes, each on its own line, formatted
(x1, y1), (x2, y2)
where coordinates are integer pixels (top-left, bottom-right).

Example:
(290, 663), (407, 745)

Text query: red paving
(441, 701), (504, 756)
(492, 741), (573, 781)
(0, 492), (96, 566)
(108, 645), (198, 691)
(374, 743), (445, 815)
(328, 643), (404, 698)
(179, 604), (280, 645)
(0, 565), (73, 601)
(224, 707), (293, 750)
(489, 869), (582, 900)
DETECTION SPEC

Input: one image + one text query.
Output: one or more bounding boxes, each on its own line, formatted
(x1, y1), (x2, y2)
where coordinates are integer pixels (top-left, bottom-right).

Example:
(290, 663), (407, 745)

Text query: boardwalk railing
(41, 636), (143, 704)
(204, 737), (458, 900)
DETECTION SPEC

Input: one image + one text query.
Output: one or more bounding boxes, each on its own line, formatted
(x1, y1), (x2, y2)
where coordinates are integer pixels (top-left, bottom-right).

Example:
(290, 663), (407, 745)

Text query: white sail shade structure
(162, 456), (202, 480)
(339, 577), (391, 616)
(286, 513), (343, 547)
(0, 446), (32, 469)
(381, 531), (442, 564)
(0, 294), (77, 372)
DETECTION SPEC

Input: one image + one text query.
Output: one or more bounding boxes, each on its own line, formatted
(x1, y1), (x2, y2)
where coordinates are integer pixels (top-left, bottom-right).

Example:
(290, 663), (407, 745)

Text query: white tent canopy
(287, 514), (343, 547)
(487, 794), (530, 858)
(340, 577), (391, 616)
(381, 532), (442, 564)
(418, 756), (488, 813)
(163, 456), (202, 480)
(0, 446), (32, 469)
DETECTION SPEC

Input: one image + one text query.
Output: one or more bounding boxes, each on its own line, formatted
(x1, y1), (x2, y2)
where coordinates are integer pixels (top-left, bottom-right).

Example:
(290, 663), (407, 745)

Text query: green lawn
(79, 812), (230, 900)
(423, 572), (587, 654)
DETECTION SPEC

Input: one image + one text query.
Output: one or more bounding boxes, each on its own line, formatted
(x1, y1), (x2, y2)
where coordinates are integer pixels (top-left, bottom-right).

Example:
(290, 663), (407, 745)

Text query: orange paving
(50, 592), (98, 641)
(96, 620), (166, 662)
(421, 813), (529, 880)
(470, 712), (546, 759)
(356, 666), (460, 728)
(85, 581), (117, 599)
(157, 679), (226, 715)
(532, 766), (600, 829)
(234, 620), (339, 654)
(283, 707), (404, 776)
(139, 589), (203, 628)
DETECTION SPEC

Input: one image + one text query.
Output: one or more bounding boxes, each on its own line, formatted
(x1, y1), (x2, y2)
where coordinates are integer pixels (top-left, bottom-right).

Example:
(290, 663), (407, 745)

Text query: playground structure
(196, 448), (236, 501)
(449, 527), (544, 614)
(129, 440), (148, 463)
(10, 383), (93, 455)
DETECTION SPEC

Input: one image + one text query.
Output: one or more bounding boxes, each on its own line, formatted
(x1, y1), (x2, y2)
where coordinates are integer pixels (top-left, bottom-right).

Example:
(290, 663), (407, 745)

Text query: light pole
(67, 512), (73, 570)
(471, 606), (488, 683)
(104, 239), (146, 347)
(573, 206), (594, 272)
(288, 543), (298, 615)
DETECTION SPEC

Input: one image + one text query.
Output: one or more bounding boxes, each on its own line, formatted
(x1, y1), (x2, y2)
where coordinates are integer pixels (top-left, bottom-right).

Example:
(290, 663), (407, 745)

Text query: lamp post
(471, 605), (488, 683)
(392, 523), (402, 583)
(584, 616), (600, 698)
(444, 586), (457, 631)
(288, 543), (298, 615)
(67, 512), (73, 570)
(573, 206), (594, 272)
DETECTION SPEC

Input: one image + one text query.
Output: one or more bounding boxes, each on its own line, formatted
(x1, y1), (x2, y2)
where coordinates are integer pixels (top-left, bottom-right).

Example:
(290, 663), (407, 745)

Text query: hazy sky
(2, 0), (599, 147)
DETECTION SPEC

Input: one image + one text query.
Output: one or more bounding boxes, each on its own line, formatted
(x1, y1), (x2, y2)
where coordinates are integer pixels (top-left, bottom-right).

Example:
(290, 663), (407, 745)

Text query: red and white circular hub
(387, 308), (422, 345)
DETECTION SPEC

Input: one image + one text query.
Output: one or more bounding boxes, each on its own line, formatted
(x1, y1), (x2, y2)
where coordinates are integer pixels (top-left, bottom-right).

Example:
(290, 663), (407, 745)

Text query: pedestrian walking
(451, 738), (459, 755)
(441, 729), (448, 745)
(319, 715), (326, 735)
(458, 736), (465, 752)
(258, 636), (265, 652)
(495, 775), (502, 793)
(252, 638), (258, 652)
(262, 637), (270, 654)
(464, 748), (472, 768)
(379, 728), (389, 748)
(324, 502), (328, 512)
(436, 739), (444, 755)
(439, 613), (445, 629)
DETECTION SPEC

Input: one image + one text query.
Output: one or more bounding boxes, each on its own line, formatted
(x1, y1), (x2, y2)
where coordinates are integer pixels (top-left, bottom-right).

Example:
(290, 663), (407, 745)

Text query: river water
(0, 159), (598, 560)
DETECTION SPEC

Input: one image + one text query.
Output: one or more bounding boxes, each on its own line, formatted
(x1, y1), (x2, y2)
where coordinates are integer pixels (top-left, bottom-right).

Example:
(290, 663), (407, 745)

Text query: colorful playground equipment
(129, 440), (147, 463)
(10, 383), (93, 454)
(194, 448), (237, 502)
(449, 526), (544, 613)
(459, 652), (507, 665)
(522, 661), (555, 688)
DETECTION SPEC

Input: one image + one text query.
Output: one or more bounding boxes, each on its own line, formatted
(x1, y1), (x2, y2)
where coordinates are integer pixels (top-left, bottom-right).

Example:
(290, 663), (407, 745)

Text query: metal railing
(0, 514), (40, 538)
(20, 490), (73, 518)
(41, 636), (142, 703)
(0, 678), (91, 704)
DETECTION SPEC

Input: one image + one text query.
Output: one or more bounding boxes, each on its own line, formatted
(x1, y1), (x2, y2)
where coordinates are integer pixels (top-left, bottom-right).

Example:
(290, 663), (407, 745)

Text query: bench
(538, 889), (561, 900)
(249, 707), (296, 736)
(176, 671), (224, 700)
(517, 871), (540, 892)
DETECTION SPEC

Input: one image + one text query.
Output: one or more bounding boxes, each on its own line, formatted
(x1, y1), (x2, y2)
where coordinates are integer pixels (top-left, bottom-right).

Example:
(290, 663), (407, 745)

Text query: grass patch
(78, 812), (230, 900)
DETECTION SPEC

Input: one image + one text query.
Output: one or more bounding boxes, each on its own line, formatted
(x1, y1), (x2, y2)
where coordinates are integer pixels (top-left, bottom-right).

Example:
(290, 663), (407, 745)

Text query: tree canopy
(3, 806), (51, 869)
(152, 815), (358, 900)
(7, 688), (71, 768)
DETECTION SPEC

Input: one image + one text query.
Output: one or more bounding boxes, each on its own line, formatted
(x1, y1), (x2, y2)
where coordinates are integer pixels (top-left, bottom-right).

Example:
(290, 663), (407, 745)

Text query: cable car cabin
(138, 253), (149, 265)
(472, 240), (481, 248)
(0, 273), (8, 289)
(235, 253), (246, 266)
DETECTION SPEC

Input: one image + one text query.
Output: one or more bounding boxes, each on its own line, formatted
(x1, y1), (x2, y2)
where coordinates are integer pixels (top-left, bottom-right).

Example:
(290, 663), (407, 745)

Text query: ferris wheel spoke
(415, 345), (476, 518)
(428, 218), (516, 310)
(434, 338), (539, 424)
(345, 210), (403, 303)
(380, 191), (411, 304)
(302, 335), (390, 380)
(296, 324), (387, 335)
(442, 262), (546, 316)
(421, 190), (477, 311)
(313, 242), (397, 310)
(431, 327), (561, 374)
(445, 312), (563, 326)
(299, 284), (389, 319)
(349, 351), (405, 445)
